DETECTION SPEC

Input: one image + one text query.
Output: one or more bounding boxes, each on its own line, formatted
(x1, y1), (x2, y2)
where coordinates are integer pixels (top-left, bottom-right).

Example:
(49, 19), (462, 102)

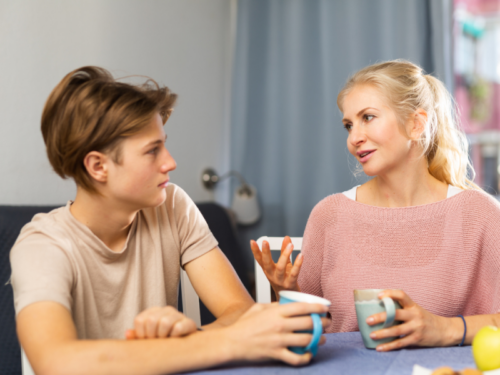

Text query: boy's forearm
(38, 329), (236, 375)
(202, 301), (254, 330)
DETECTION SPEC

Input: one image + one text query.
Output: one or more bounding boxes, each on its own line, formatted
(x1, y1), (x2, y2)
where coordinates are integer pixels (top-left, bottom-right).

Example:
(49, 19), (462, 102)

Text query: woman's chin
(361, 167), (378, 177)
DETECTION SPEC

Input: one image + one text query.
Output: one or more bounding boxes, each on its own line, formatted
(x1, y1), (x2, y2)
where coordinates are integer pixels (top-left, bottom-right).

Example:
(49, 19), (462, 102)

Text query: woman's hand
(125, 306), (197, 339)
(367, 290), (455, 351)
(250, 236), (303, 296)
(226, 302), (330, 366)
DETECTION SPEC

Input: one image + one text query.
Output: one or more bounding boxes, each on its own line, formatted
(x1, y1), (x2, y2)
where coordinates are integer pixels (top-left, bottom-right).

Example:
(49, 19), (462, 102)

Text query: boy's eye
(148, 147), (159, 155)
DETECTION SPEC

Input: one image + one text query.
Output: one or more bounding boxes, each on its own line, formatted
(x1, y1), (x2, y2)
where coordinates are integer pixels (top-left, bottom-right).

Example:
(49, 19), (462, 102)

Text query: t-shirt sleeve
(170, 185), (219, 267)
(10, 232), (74, 316)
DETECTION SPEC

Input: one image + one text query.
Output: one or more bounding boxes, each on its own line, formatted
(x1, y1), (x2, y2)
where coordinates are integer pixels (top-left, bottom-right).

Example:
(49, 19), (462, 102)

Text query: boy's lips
(158, 180), (169, 188)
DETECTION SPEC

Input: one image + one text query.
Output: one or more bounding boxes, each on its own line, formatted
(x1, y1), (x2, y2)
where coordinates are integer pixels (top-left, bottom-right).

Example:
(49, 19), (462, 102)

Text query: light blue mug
(279, 291), (331, 356)
(353, 289), (402, 349)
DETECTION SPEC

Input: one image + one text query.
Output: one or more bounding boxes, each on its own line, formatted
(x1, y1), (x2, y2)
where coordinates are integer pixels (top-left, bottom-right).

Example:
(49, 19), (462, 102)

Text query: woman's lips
(358, 150), (375, 163)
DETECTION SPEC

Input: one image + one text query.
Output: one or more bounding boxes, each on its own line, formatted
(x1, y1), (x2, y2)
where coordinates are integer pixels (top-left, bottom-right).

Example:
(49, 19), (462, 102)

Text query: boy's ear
(83, 151), (108, 183)
(409, 109), (428, 140)
(164, 108), (174, 122)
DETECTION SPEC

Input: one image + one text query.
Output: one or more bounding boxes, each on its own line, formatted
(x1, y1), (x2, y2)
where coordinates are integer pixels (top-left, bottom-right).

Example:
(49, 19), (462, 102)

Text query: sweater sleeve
(298, 197), (332, 298)
(473, 193), (500, 314)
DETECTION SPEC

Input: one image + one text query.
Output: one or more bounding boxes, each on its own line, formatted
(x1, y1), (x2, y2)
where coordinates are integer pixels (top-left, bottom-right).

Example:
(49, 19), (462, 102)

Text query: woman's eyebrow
(342, 107), (378, 123)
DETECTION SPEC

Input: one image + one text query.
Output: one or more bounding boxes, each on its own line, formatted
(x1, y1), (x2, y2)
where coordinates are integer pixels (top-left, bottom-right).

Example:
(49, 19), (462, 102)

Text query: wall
(0, 0), (234, 205)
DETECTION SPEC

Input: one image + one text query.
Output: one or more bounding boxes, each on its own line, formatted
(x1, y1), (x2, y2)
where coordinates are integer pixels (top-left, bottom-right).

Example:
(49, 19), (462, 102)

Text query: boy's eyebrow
(143, 135), (168, 149)
(342, 107), (378, 123)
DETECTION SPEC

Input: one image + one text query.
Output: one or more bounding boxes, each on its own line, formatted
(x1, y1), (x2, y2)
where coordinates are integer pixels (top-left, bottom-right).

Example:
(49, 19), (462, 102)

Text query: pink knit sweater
(297, 190), (500, 333)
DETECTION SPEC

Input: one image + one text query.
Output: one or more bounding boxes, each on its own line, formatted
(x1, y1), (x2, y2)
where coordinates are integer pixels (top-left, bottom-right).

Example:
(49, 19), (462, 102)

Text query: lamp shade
(231, 184), (260, 225)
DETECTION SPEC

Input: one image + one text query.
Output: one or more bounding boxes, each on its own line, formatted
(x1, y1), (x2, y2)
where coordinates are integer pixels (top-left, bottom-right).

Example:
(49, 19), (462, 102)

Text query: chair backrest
(254, 236), (303, 303)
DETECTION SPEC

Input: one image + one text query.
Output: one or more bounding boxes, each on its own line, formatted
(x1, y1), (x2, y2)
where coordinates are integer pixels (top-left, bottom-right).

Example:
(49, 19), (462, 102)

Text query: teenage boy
(10, 66), (328, 375)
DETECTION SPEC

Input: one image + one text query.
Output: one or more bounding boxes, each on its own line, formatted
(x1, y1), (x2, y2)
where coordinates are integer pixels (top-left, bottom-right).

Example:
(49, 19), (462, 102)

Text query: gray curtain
(231, 0), (453, 268)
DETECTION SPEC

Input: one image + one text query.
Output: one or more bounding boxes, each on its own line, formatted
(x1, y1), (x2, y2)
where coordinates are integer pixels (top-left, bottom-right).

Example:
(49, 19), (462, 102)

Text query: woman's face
(105, 112), (177, 210)
(341, 84), (414, 177)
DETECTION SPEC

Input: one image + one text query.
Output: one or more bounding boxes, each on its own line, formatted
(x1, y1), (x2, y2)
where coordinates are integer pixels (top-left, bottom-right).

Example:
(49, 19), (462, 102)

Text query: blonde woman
(251, 60), (500, 351)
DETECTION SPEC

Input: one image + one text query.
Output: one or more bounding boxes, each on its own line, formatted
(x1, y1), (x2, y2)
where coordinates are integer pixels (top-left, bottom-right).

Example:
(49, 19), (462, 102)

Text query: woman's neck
(69, 187), (138, 252)
(357, 160), (448, 208)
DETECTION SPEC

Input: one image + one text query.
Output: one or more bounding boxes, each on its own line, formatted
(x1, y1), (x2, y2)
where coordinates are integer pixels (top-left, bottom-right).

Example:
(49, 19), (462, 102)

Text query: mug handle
(382, 297), (396, 328)
(305, 313), (322, 356)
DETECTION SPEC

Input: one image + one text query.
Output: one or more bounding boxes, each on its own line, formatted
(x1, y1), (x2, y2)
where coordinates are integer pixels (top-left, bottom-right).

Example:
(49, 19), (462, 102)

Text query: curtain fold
(231, 0), (453, 270)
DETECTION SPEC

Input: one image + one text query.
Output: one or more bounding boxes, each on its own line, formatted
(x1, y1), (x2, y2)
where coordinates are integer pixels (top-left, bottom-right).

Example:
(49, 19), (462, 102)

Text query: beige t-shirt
(10, 183), (218, 339)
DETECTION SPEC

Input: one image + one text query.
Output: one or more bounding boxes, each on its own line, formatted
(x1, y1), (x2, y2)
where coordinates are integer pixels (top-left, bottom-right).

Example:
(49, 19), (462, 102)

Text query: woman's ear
(83, 151), (108, 183)
(409, 109), (428, 140)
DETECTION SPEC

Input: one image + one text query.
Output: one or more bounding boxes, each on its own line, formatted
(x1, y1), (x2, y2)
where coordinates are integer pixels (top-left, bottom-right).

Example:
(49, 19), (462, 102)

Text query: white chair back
(21, 270), (200, 375)
(254, 236), (303, 303)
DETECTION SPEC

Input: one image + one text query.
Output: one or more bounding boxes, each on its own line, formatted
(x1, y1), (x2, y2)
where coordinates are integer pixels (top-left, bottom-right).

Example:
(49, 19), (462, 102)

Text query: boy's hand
(126, 306), (197, 339)
(226, 302), (330, 366)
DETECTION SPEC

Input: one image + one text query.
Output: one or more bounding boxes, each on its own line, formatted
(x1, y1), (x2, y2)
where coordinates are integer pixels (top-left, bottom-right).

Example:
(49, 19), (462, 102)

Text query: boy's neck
(70, 187), (137, 252)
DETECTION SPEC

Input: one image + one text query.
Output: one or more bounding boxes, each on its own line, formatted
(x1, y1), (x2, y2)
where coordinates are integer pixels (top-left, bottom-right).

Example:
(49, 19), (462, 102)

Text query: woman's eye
(364, 115), (374, 122)
(343, 123), (352, 132)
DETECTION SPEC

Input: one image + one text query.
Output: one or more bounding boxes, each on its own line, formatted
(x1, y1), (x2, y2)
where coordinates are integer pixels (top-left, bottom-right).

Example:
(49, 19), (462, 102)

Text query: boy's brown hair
(41, 66), (177, 193)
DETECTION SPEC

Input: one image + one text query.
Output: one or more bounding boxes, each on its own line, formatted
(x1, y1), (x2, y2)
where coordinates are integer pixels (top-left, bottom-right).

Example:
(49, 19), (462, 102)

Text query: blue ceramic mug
(279, 291), (331, 356)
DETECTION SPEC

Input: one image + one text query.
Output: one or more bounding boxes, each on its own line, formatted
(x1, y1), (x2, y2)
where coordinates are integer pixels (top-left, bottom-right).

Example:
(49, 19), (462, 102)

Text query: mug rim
(353, 288), (400, 302)
(279, 290), (331, 306)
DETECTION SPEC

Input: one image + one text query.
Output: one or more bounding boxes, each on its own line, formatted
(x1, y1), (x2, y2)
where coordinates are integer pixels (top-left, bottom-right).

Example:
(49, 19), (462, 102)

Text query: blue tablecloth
(186, 332), (476, 375)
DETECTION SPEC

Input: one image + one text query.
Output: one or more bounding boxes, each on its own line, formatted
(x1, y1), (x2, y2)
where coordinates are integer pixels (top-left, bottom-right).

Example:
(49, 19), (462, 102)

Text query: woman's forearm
(444, 314), (500, 346)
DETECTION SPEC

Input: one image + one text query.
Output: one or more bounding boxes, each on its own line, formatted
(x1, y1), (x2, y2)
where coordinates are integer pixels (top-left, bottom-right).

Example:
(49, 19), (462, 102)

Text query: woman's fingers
(249, 240), (264, 266)
(280, 236), (293, 266)
(375, 332), (419, 352)
(289, 253), (303, 280)
(379, 289), (415, 309)
(260, 240), (277, 275)
(367, 307), (414, 326)
(371, 319), (415, 341)
(275, 244), (294, 281)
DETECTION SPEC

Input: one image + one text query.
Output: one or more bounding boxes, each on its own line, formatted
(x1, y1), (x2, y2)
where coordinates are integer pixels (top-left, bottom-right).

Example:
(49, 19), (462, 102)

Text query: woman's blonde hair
(42, 66), (177, 193)
(337, 60), (479, 190)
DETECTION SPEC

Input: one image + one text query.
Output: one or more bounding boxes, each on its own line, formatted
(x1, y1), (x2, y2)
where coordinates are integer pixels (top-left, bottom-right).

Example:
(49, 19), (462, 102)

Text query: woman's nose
(349, 124), (366, 147)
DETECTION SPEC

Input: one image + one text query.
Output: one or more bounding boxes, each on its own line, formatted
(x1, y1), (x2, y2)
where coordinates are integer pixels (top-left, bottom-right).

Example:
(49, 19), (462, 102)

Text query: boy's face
(105, 112), (177, 210)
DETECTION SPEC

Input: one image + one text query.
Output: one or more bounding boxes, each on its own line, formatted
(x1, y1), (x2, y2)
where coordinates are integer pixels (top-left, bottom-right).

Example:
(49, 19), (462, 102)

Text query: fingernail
(378, 292), (384, 298)
(366, 317), (374, 323)
(376, 346), (384, 352)
(370, 333), (376, 339)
